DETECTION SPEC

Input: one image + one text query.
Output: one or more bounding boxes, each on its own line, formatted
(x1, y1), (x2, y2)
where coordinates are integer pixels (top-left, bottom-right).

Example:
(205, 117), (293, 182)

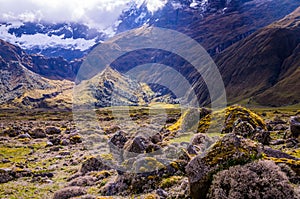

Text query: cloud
(0, 0), (168, 30)
(0, 0), (132, 30)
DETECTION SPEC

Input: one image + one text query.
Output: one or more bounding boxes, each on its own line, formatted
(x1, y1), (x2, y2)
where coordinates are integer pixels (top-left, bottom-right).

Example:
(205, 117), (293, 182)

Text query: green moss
(160, 176), (183, 189)
(0, 146), (31, 168)
(222, 105), (266, 134)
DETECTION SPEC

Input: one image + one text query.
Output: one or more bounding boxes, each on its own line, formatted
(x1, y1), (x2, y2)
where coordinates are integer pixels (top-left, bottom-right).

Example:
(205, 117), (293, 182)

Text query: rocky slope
(215, 6), (300, 106)
(73, 66), (177, 108)
(0, 39), (74, 109)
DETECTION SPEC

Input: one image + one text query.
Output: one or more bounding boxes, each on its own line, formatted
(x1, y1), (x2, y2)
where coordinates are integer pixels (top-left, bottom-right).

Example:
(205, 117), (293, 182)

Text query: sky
(0, 0), (168, 30)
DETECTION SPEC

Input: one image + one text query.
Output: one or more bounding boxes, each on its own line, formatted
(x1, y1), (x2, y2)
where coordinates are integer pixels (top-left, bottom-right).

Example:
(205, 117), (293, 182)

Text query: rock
(290, 116), (300, 138)
(187, 144), (198, 155)
(186, 134), (263, 199)
(150, 133), (163, 144)
(69, 133), (83, 144)
(80, 157), (110, 174)
(45, 126), (61, 135)
(263, 147), (298, 160)
(0, 168), (14, 183)
(208, 160), (298, 199)
(68, 176), (96, 187)
(156, 189), (168, 197)
(59, 151), (71, 156)
(222, 106), (266, 134)
(53, 186), (87, 199)
(232, 120), (255, 137)
(61, 139), (70, 146)
(46, 141), (54, 147)
(270, 139), (285, 145)
(31, 128), (47, 139)
(48, 136), (61, 145)
(123, 136), (149, 159)
(1, 159), (10, 164)
(108, 131), (128, 149)
(105, 125), (121, 134)
(251, 128), (271, 145)
(18, 133), (31, 139)
(274, 124), (288, 131)
(190, 133), (214, 153)
(3, 127), (22, 137)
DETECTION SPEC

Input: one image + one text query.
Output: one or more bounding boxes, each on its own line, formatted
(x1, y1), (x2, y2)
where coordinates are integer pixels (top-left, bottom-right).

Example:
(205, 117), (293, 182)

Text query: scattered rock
(0, 168), (14, 183)
(31, 128), (47, 139)
(251, 128), (271, 145)
(48, 136), (61, 145)
(53, 186), (87, 199)
(208, 160), (298, 199)
(108, 131), (128, 149)
(290, 116), (300, 138)
(46, 141), (54, 147)
(80, 157), (110, 174)
(59, 151), (71, 156)
(45, 126), (61, 135)
(69, 134), (83, 144)
(123, 136), (149, 159)
(18, 133), (31, 139)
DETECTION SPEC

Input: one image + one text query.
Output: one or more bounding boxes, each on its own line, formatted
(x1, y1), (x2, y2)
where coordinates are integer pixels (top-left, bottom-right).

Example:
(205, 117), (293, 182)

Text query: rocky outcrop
(186, 133), (263, 199)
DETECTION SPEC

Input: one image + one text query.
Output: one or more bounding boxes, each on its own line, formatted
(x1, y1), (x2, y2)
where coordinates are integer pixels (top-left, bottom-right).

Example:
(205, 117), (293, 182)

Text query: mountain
(0, 38), (81, 81)
(215, 6), (300, 106)
(73, 66), (177, 108)
(1, 0), (299, 63)
(0, 39), (176, 108)
(0, 21), (106, 61)
(117, 0), (300, 56)
(0, 39), (73, 109)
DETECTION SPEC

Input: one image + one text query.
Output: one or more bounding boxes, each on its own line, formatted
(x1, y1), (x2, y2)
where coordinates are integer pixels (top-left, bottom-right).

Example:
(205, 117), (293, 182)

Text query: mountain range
(0, 0), (300, 108)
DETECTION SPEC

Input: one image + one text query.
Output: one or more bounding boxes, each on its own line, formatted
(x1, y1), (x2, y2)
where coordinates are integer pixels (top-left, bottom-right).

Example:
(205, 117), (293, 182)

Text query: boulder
(290, 116), (300, 138)
(123, 136), (149, 160)
(0, 168), (14, 183)
(186, 134), (263, 199)
(45, 126), (61, 135)
(80, 157), (110, 174)
(31, 128), (47, 138)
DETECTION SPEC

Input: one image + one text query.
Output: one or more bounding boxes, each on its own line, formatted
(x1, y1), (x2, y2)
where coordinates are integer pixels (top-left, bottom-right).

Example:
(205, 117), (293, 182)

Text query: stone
(68, 176), (96, 187)
(80, 157), (110, 174)
(123, 136), (149, 160)
(53, 186), (87, 199)
(290, 116), (300, 138)
(31, 128), (47, 139)
(186, 134), (263, 199)
(18, 133), (31, 139)
(0, 168), (14, 183)
(45, 126), (61, 135)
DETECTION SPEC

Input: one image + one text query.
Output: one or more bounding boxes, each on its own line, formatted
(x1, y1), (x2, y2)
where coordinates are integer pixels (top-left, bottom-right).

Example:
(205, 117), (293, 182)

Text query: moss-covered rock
(168, 108), (210, 132)
(222, 105), (266, 134)
(186, 133), (263, 199)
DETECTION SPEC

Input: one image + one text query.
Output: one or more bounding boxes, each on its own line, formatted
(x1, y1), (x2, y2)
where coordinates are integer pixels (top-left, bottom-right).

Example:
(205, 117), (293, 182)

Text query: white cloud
(0, 0), (168, 30)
